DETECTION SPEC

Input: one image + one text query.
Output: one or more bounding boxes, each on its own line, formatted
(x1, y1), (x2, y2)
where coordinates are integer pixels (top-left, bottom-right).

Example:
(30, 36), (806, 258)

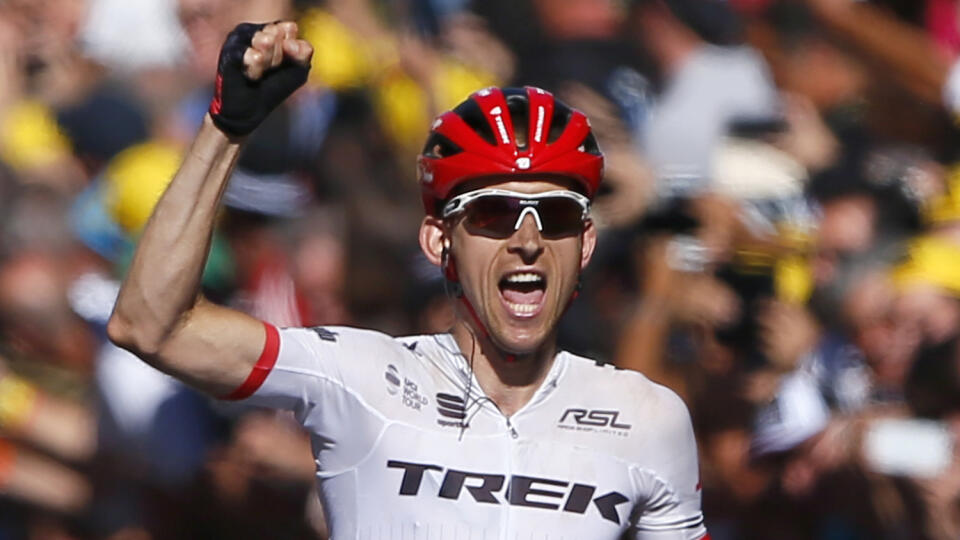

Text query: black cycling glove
(209, 22), (310, 137)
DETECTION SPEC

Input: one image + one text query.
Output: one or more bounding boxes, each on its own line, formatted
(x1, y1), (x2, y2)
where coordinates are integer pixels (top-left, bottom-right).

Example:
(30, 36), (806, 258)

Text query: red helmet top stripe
(531, 108), (590, 167)
(432, 111), (511, 166)
(525, 86), (556, 154)
(470, 87), (516, 150)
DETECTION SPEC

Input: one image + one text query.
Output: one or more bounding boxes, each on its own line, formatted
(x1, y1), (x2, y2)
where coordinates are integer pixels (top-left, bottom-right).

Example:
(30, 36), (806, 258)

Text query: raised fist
(209, 21), (313, 137)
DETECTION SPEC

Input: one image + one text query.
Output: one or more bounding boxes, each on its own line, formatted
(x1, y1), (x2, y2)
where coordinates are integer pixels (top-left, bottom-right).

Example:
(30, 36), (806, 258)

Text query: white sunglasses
(442, 188), (590, 238)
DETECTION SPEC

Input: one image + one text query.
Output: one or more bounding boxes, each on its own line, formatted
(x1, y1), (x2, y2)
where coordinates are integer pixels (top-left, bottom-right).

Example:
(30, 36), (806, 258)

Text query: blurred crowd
(2, 0), (960, 538)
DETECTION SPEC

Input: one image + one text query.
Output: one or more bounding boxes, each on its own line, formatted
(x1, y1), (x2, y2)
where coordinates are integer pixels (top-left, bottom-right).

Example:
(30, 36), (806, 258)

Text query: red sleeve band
(222, 322), (280, 400)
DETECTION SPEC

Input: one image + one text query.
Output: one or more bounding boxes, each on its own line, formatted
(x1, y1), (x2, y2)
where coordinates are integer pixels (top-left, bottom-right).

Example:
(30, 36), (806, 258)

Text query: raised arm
(804, 0), (951, 107)
(107, 22), (312, 397)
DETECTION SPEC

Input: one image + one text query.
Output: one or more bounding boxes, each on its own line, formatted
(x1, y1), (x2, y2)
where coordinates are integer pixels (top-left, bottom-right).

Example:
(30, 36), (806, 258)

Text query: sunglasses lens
(457, 194), (586, 238)
(463, 197), (523, 237)
(537, 197), (586, 238)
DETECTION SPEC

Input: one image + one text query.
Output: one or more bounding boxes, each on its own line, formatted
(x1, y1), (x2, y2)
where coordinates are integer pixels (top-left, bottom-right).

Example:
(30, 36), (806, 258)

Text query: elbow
(106, 311), (162, 356)
(106, 312), (136, 350)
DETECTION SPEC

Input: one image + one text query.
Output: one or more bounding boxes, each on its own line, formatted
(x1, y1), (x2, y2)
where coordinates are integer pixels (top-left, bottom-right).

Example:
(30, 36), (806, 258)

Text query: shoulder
(275, 325), (425, 378)
(560, 352), (695, 450)
(562, 352), (686, 410)
(263, 326), (445, 408)
(283, 325), (407, 351)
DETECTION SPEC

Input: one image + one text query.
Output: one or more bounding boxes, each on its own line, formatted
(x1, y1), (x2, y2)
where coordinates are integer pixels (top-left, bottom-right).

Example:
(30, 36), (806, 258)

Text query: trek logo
(386, 460), (630, 525)
(435, 393), (469, 429)
(558, 409), (631, 436)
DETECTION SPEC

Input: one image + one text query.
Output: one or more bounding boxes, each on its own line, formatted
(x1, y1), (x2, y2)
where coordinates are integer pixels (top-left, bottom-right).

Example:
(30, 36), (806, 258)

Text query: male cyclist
(108, 21), (709, 539)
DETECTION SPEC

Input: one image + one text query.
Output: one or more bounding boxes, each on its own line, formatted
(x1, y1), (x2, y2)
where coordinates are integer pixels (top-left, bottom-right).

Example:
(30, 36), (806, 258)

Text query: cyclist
(108, 21), (709, 539)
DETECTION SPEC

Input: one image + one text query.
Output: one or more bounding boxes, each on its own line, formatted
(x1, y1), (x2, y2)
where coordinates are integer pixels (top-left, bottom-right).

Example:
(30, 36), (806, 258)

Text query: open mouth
(498, 271), (547, 318)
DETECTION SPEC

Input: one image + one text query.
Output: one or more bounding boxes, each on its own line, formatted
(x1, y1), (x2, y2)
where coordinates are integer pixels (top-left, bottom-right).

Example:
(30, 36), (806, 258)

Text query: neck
(450, 319), (558, 417)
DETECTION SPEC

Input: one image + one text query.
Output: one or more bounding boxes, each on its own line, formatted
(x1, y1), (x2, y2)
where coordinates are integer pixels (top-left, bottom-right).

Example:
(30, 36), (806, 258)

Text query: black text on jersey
(386, 460), (630, 525)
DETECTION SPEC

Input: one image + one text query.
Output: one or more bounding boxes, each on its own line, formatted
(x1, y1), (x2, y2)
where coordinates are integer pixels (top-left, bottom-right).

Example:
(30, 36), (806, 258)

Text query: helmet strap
(441, 245), (461, 294)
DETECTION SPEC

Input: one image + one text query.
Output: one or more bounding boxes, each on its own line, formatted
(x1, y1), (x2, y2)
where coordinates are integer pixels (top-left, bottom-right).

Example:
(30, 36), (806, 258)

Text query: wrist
(197, 114), (246, 155)
(203, 113), (245, 140)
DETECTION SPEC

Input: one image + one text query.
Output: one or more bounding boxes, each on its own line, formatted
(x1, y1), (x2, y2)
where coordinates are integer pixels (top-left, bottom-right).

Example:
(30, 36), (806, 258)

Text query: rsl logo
(557, 408), (631, 437)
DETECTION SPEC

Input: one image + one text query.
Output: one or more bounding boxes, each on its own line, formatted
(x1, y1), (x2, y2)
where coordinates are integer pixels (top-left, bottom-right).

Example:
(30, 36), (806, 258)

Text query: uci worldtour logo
(386, 460), (630, 525)
(384, 364), (428, 412)
(384, 365), (402, 395)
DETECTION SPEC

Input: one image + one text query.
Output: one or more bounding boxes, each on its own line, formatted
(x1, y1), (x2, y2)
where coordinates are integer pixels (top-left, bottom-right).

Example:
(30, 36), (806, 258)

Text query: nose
(507, 212), (544, 263)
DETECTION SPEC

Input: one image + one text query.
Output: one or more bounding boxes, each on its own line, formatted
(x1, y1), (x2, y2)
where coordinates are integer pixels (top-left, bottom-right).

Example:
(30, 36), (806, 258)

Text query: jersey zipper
(501, 415), (517, 539)
(505, 416), (519, 439)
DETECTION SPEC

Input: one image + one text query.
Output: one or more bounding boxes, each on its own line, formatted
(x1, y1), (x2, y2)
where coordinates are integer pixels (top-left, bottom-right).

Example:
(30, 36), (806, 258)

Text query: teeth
(505, 273), (542, 284)
(506, 302), (538, 314)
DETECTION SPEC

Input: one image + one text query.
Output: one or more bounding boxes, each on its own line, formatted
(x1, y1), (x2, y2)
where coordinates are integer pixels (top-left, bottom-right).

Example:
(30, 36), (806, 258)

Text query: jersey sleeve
(222, 323), (404, 473)
(222, 323), (395, 419)
(627, 386), (708, 540)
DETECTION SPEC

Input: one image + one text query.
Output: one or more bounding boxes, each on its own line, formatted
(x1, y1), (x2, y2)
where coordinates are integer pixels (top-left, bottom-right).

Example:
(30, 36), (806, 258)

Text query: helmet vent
(421, 132), (462, 159)
(578, 132), (601, 156)
(453, 98), (498, 146)
(547, 103), (574, 144)
(505, 93), (529, 150)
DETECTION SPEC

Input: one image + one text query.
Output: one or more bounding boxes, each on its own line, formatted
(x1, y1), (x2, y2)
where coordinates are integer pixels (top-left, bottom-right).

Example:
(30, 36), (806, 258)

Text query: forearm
(0, 441), (90, 514)
(109, 115), (241, 354)
(617, 238), (684, 387)
(615, 297), (687, 396)
(0, 372), (95, 462)
(616, 298), (670, 364)
(105, 22), (311, 396)
(812, 2), (949, 105)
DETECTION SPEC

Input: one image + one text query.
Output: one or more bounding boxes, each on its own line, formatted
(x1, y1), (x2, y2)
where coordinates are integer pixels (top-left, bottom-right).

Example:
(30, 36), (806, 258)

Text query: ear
(580, 219), (597, 271)
(419, 215), (447, 267)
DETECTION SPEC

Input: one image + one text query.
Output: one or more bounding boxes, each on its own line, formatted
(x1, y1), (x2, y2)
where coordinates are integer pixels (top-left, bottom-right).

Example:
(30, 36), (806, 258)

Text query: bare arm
(107, 22), (312, 396)
(0, 441), (90, 514)
(806, 0), (951, 106)
(107, 117), (258, 395)
(615, 237), (683, 393)
(0, 368), (96, 462)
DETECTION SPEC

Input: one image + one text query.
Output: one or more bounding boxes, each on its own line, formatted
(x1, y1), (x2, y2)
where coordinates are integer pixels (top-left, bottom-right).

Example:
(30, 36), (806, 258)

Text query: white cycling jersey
(234, 323), (708, 539)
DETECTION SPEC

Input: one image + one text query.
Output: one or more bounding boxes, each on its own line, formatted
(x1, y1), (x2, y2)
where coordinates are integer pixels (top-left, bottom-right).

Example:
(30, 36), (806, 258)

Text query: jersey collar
(430, 333), (569, 418)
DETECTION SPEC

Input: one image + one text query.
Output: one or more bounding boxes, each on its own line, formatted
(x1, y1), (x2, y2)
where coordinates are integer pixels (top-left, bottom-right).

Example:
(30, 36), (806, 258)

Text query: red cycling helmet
(418, 86), (604, 216)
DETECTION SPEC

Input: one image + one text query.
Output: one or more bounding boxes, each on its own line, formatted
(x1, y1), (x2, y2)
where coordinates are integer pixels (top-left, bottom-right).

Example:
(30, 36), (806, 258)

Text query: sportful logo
(435, 393), (468, 428)
(557, 409), (631, 437)
(386, 460), (630, 525)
